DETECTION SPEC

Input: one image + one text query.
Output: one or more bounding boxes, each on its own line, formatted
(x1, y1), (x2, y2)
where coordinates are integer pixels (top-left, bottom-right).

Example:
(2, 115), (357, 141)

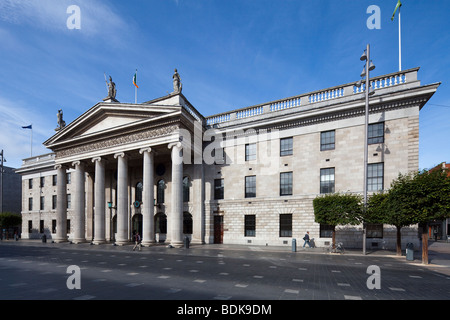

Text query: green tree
(313, 193), (363, 249)
(0, 212), (22, 238)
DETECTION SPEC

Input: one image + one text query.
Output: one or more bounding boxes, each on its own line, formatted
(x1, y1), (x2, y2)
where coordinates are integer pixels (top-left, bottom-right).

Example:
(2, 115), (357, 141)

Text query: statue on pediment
(106, 75), (117, 100)
(55, 109), (66, 131)
(173, 68), (182, 93)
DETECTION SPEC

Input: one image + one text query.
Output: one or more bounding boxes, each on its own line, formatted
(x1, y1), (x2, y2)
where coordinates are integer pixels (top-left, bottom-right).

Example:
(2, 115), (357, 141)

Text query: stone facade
(17, 67), (440, 249)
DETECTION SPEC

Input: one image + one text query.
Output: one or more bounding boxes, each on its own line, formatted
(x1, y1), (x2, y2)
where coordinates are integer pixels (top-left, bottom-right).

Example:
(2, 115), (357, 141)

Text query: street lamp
(0, 149), (6, 214)
(355, 44), (376, 255)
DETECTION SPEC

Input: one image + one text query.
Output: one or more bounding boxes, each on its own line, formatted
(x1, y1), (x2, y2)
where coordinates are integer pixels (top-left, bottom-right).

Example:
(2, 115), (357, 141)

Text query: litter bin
(406, 243), (414, 261)
(184, 236), (190, 249)
(292, 238), (297, 252)
(42, 234), (47, 243)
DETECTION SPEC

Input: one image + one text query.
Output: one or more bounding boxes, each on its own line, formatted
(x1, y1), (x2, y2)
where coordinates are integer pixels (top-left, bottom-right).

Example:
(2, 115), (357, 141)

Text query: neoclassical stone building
(17, 67), (440, 249)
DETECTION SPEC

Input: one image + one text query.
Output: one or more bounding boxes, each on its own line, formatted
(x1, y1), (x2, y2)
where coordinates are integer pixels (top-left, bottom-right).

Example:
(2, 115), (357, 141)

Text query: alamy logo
(66, 5), (81, 30)
(66, 265), (81, 289)
(366, 5), (381, 30)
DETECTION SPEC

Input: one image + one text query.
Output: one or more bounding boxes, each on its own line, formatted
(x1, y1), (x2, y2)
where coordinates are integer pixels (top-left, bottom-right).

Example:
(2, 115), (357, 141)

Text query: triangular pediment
(44, 100), (182, 150)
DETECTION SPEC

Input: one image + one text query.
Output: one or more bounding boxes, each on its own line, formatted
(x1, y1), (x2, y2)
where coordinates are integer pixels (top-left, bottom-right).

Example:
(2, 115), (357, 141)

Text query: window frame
(367, 162), (384, 192)
(214, 178), (224, 200)
(368, 122), (385, 144)
(279, 214), (292, 237)
(320, 168), (335, 194)
(280, 172), (293, 196)
(244, 215), (256, 237)
(245, 143), (257, 161)
(320, 130), (335, 151)
(280, 137), (293, 156)
(245, 175), (256, 198)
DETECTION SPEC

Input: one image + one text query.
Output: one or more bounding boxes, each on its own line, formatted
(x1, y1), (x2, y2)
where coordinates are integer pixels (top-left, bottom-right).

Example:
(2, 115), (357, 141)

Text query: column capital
(91, 156), (105, 163)
(168, 142), (182, 150)
(139, 147), (154, 155)
(114, 152), (129, 160)
(54, 163), (68, 170)
(72, 160), (85, 168)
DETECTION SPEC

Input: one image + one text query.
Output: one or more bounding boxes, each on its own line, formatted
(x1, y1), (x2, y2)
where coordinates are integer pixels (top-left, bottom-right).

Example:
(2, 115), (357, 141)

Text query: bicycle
(327, 242), (345, 254)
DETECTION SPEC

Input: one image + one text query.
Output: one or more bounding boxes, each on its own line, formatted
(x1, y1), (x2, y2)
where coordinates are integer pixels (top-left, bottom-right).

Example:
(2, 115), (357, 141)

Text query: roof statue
(103, 74), (118, 102)
(55, 109), (66, 131)
(173, 68), (182, 93)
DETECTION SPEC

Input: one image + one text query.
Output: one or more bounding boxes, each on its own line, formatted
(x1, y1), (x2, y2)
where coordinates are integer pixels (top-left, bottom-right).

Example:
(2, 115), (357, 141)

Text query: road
(0, 241), (449, 301)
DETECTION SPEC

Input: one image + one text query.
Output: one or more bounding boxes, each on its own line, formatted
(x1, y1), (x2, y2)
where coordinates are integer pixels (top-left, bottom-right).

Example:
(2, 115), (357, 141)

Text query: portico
(43, 93), (206, 247)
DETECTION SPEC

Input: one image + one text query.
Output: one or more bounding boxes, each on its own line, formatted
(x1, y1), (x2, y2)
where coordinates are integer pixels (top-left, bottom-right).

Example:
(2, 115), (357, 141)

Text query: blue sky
(0, 0), (449, 170)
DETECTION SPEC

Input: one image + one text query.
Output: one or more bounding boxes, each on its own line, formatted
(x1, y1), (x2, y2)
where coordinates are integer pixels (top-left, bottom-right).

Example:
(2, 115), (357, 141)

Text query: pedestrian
(303, 231), (311, 248)
(132, 232), (142, 251)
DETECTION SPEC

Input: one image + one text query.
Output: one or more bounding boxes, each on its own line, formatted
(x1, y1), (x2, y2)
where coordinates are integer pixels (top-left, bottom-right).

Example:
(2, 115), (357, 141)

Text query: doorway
(214, 215), (224, 244)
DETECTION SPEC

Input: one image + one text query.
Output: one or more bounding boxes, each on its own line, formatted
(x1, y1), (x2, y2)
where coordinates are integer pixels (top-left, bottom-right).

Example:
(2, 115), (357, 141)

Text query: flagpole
(398, 7), (402, 71)
(30, 124), (33, 157)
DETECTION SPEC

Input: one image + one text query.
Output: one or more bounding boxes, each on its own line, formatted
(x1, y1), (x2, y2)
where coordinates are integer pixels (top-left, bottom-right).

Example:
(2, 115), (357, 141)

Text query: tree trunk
(396, 226), (402, 256)
(332, 226), (336, 250)
(422, 223), (429, 265)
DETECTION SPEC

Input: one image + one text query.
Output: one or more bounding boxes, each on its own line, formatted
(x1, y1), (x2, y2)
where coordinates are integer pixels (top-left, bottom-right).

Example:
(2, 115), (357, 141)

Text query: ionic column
(114, 152), (129, 245)
(140, 147), (155, 246)
(72, 161), (86, 243)
(92, 157), (106, 244)
(168, 142), (183, 247)
(54, 164), (68, 243)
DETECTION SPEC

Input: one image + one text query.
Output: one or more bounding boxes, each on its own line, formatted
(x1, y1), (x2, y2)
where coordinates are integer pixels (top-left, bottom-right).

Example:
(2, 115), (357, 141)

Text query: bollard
(292, 238), (297, 252)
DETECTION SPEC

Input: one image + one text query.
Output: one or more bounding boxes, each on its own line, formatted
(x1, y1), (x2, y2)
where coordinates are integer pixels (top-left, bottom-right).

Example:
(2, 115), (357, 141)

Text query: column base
(170, 241), (184, 248)
(72, 238), (86, 244)
(115, 240), (130, 246)
(92, 239), (106, 245)
(53, 237), (68, 243)
(141, 240), (156, 247)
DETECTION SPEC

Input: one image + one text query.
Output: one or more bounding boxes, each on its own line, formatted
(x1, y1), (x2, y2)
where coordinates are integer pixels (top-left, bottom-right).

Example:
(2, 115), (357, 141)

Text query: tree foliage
(313, 193), (363, 226)
(0, 212), (22, 229)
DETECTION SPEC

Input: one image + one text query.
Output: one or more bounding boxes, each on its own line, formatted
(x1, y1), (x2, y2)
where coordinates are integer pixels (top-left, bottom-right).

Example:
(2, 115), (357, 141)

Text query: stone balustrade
(205, 68), (419, 127)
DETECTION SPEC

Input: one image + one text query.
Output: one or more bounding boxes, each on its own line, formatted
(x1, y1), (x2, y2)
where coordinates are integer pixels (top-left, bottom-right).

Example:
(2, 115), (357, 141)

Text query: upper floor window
(280, 137), (293, 156)
(157, 180), (165, 204)
(183, 176), (190, 202)
(135, 182), (143, 203)
(320, 130), (335, 151)
(280, 172), (293, 196)
(214, 178), (224, 200)
(245, 175), (256, 198)
(245, 143), (256, 161)
(368, 163), (384, 192)
(368, 122), (384, 144)
(28, 178), (33, 189)
(320, 168), (335, 194)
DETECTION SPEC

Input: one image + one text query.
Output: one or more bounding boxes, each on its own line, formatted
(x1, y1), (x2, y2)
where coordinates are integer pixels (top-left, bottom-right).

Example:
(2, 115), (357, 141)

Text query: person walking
(132, 232), (142, 251)
(303, 231), (311, 248)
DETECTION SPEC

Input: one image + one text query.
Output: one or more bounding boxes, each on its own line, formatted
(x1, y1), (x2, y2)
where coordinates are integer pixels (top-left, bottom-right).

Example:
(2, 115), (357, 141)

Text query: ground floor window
(244, 215), (256, 237)
(367, 223), (383, 238)
(320, 224), (334, 238)
(279, 214), (292, 237)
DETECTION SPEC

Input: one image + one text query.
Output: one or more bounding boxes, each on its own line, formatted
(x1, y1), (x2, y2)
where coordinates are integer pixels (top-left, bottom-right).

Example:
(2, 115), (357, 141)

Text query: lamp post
(0, 149), (5, 214)
(356, 44), (375, 255)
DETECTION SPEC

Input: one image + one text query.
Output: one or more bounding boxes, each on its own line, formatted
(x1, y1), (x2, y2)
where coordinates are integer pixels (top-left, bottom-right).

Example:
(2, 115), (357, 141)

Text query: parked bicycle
(327, 242), (345, 254)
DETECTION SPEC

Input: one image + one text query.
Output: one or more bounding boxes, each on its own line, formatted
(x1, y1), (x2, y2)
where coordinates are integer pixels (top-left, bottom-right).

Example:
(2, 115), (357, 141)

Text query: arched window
(183, 176), (190, 202)
(183, 212), (193, 234)
(135, 182), (143, 203)
(157, 179), (165, 204)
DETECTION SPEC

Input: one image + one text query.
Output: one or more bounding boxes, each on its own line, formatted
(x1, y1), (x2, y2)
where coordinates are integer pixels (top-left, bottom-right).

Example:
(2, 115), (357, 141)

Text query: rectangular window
(40, 176), (45, 188)
(66, 173), (71, 184)
(28, 220), (33, 233)
(280, 172), (293, 196)
(245, 175), (256, 198)
(320, 224), (334, 238)
(321, 130), (335, 151)
(28, 197), (33, 211)
(245, 143), (256, 161)
(52, 220), (56, 233)
(367, 224), (383, 238)
(67, 194), (71, 209)
(40, 196), (45, 210)
(320, 168), (335, 194)
(214, 179), (224, 200)
(280, 137), (293, 156)
(52, 195), (57, 210)
(244, 215), (256, 237)
(39, 220), (44, 234)
(28, 178), (33, 189)
(368, 163), (384, 192)
(67, 220), (71, 234)
(52, 175), (57, 186)
(279, 214), (292, 237)
(368, 122), (384, 144)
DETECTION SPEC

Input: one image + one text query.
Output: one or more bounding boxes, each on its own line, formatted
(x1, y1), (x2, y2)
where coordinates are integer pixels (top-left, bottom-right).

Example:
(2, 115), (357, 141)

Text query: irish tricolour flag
(133, 70), (139, 88)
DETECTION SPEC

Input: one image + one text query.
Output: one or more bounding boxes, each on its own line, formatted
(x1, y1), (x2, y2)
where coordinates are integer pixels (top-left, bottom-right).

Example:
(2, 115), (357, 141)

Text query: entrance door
(214, 216), (224, 244)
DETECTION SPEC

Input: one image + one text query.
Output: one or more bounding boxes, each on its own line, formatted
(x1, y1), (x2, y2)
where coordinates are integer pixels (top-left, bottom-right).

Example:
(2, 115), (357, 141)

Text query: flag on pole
(22, 124), (32, 129)
(133, 70), (139, 88)
(391, 0), (402, 21)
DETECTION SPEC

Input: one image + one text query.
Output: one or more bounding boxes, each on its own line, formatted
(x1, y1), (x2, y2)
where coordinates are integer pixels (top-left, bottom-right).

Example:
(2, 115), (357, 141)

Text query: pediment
(44, 101), (182, 150)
